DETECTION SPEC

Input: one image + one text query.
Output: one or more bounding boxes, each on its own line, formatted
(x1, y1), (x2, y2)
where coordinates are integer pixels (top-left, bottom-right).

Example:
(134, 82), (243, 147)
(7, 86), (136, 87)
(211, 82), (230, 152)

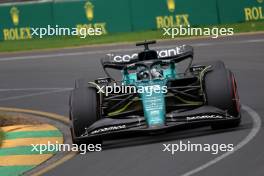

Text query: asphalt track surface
(0, 34), (264, 176)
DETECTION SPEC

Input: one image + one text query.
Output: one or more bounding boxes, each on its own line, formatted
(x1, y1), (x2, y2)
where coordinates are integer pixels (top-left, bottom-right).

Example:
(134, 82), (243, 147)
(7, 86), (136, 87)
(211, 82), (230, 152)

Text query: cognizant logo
(107, 45), (186, 63)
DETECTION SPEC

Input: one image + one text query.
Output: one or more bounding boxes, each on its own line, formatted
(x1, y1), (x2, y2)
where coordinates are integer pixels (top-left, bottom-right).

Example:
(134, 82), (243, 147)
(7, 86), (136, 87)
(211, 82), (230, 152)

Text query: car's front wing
(75, 106), (240, 140)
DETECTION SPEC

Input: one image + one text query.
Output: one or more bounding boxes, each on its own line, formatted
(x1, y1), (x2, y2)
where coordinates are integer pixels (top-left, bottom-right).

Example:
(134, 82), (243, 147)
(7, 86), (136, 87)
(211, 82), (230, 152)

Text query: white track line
(181, 105), (262, 176)
(0, 89), (70, 102)
(0, 39), (264, 62)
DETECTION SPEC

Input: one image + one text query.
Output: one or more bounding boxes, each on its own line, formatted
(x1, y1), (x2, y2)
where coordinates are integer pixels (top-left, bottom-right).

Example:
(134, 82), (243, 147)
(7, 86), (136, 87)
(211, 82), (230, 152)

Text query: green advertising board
(0, 0), (264, 41)
(130, 0), (219, 31)
(0, 2), (53, 41)
(217, 0), (264, 24)
(0, 0), (132, 41)
(53, 0), (132, 34)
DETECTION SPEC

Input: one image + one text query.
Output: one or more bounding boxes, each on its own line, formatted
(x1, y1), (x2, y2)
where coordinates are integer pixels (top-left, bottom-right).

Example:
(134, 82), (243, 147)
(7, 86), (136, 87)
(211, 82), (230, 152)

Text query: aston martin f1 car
(69, 41), (241, 145)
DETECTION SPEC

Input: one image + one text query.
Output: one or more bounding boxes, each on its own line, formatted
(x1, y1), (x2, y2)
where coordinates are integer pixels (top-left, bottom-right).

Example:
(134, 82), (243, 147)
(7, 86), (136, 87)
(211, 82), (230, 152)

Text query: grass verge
(0, 21), (264, 52)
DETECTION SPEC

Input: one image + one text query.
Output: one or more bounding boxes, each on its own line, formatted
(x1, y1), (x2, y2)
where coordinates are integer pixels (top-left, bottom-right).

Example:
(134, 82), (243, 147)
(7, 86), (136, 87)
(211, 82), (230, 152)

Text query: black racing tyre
(69, 86), (102, 145)
(203, 61), (241, 129)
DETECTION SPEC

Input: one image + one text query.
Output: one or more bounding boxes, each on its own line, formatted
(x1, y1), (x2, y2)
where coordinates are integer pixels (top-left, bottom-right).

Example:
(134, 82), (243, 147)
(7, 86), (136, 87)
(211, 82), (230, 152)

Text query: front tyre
(69, 86), (102, 145)
(203, 61), (241, 129)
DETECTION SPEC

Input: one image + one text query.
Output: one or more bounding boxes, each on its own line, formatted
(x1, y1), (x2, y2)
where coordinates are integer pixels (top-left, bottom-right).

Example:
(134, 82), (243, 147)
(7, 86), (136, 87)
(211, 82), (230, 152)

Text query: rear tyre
(69, 86), (102, 145)
(202, 61), (241, 130)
